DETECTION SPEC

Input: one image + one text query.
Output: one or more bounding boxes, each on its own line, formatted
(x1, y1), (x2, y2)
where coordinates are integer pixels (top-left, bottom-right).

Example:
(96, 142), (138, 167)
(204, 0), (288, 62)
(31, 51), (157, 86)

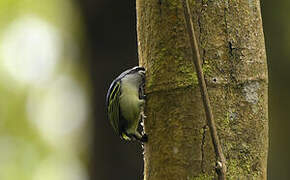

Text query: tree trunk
(136, 0), (268, 179)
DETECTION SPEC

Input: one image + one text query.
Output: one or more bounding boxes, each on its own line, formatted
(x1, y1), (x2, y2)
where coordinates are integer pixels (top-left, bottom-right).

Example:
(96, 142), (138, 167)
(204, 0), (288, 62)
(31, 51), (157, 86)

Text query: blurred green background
(0, 0), (288, 180)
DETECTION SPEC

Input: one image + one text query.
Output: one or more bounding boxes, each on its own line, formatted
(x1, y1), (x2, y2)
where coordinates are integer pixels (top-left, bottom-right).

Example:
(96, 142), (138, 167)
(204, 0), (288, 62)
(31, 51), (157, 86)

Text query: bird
(106, 66), (147, 142)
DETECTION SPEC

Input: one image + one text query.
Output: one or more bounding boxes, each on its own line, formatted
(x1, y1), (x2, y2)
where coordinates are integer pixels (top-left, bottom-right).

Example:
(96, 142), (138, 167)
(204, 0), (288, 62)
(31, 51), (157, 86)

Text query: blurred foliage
(0, 0), (90, 180)
(262, 0), (290, 179)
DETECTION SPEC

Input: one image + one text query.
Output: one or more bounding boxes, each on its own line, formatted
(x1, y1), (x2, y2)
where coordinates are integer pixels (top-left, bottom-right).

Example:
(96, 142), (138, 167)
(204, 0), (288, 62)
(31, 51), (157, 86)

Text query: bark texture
(137, 0), (268, 179)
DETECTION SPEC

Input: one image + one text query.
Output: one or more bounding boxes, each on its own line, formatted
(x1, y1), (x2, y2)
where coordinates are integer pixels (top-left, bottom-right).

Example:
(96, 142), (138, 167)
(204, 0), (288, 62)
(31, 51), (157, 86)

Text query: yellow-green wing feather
(108, 81), (121, 134)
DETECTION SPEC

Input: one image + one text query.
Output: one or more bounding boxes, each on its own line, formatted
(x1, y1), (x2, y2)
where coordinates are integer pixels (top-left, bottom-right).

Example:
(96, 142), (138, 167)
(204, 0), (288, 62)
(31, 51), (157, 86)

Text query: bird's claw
(141, 134), (148, 143)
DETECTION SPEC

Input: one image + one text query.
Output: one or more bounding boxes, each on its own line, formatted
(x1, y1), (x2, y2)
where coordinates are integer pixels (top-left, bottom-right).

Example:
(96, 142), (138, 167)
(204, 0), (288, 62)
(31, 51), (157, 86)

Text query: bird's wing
(107, 81), (121, 135)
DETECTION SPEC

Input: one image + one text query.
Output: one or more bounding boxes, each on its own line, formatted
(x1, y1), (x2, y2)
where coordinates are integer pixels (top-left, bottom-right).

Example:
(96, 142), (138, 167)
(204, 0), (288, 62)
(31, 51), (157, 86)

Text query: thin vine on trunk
(182, 0), (226, 179)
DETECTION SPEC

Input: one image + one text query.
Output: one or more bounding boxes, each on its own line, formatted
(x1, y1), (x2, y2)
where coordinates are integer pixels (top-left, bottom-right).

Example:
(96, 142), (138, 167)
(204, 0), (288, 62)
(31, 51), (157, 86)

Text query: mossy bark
(136, 0), (268, 179)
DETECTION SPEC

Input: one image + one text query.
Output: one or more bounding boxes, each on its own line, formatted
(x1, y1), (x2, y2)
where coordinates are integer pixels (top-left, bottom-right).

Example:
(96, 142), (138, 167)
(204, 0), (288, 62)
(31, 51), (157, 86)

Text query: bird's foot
(140, 134), (148, 143)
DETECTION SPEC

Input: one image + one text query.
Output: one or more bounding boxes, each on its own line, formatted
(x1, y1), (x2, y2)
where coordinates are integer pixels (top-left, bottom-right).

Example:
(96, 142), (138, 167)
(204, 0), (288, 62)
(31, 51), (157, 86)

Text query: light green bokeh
(0, 0), (90, 180)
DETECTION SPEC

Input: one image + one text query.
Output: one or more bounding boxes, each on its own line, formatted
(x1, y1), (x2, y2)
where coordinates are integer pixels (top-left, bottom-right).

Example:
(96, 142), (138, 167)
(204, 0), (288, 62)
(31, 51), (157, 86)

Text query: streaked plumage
(106, 66), (147, 142)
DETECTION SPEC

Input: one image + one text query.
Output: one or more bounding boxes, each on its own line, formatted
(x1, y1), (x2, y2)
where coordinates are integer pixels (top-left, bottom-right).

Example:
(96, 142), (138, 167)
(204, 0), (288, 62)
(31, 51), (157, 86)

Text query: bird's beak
(139, 70), (145, 77)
